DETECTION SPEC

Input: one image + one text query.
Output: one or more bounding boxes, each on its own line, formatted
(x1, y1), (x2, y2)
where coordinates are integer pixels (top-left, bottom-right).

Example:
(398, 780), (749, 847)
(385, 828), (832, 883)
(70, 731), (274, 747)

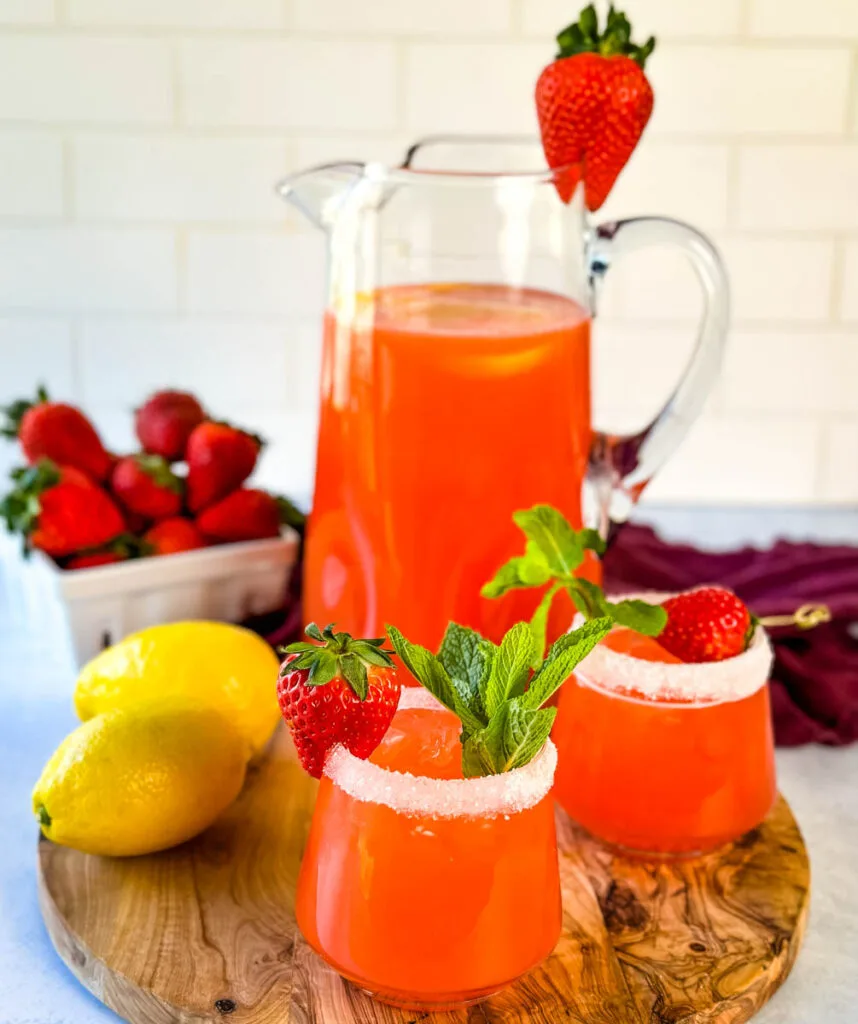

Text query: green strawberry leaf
(387, 625), (483, 733)
(307, 653), (338, 687)
(339, 653), (368, 700)
(522, 616), (612, 710)
(282, 623), (394, 701)
(437, 622), (492, 725)
(485, 622), (535, 716)
(512, 505), (586, 578)
(607, 598), (667, 637)
(351, 640), (398, 667)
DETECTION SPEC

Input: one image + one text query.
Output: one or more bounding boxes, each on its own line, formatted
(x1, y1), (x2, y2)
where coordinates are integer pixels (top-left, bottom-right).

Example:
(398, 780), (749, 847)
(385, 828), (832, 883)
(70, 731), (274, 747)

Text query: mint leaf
(461, 705), (509, 778)
(566, 577), (611, 619)
(481, 546), (553, 599)
(512, 505), (586, 577)
(529, 581), (563, 666)
(522, 616), (612, 710)
(607, 598), (667, 637)
(387, 625), (483, 733)
(501, 701), (557, 772)
(579, 528), (607, 557)
(437, 623), (493, 725)
(485, 622), (535, 716)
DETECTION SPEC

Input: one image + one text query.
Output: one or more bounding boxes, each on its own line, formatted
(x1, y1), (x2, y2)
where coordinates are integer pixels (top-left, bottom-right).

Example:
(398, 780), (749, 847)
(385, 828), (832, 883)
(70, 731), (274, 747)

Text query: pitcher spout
(276, 162), (365, 230)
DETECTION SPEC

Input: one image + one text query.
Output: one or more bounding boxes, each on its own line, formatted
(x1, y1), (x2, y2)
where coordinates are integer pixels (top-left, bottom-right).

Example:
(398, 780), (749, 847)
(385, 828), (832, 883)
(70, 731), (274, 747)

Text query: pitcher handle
(586, 217), (729, 540)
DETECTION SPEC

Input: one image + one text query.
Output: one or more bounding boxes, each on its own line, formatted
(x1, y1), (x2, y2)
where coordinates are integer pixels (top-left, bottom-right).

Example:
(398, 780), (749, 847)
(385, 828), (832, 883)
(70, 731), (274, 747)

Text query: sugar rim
(323, 688), (557, 819)
(574, 590), (774, 703)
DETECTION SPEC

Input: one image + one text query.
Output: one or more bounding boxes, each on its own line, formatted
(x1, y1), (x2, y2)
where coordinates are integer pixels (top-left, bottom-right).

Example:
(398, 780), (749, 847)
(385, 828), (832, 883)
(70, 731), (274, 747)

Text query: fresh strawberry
(142, 517), (207, 556)
(658, 587), (754, 664)
(185, 421), (263, 512)
(66, 550), (127, 570)
(196, 488), (282, 543)
(535, 4), (655, 210)
(64, 533), (143, 569)
(0, 460), (125, 557)
(110, 453), (183, 520)
(123, 509), (150, 534)
(1, 386), (112, 481)
(134, 390), (206, 462)
(277, 624), (400, 779)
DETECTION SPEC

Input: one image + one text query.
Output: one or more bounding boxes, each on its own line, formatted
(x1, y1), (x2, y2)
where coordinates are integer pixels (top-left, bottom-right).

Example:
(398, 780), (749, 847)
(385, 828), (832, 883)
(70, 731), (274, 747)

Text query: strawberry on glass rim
(658, 586), (754, 663)
(535, 3), (655, 210)
(277, 624), (400, 779)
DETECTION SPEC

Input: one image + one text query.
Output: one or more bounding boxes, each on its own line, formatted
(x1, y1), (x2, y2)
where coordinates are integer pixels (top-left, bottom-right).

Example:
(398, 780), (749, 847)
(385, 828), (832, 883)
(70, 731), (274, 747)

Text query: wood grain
(37, 726), (809, 1024)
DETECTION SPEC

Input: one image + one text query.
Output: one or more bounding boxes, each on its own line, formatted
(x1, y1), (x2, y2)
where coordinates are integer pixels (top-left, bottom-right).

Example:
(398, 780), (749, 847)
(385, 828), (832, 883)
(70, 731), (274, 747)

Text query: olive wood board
(37, 726), (810, 1024)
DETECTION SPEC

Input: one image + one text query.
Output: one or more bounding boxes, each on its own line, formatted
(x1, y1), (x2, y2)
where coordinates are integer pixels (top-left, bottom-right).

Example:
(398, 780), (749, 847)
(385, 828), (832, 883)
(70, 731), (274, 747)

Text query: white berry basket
(0, 528), (299, 669)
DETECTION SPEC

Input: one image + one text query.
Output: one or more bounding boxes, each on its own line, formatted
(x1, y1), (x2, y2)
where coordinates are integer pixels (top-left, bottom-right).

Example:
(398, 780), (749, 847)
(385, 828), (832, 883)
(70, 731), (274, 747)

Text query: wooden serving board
(37, 727), (809, 1024)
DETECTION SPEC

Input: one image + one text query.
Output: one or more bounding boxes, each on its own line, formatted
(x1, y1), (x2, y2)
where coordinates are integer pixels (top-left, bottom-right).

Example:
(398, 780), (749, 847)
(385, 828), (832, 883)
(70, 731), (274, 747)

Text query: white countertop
(1, 507), (857, 1023)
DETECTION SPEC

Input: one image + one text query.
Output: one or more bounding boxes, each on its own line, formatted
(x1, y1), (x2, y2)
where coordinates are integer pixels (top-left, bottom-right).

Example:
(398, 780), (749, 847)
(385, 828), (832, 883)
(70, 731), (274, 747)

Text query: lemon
(74, 621), (280, 755)
(33, 700), (248, 857)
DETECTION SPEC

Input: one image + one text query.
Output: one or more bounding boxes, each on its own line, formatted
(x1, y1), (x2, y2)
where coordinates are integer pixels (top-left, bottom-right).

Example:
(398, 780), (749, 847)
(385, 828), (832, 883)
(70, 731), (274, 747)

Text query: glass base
(574, 820), (763, 861)
(359, 984), (507, 1011)
(305, 936), (539, 1010)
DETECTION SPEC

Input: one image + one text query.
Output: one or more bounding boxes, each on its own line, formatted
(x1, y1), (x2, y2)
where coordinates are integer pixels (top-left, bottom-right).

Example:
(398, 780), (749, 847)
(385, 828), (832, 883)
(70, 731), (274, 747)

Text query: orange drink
(552, 618), (777, 855)
(296, 689), (561, 1009)
(304, 282), (592, 651)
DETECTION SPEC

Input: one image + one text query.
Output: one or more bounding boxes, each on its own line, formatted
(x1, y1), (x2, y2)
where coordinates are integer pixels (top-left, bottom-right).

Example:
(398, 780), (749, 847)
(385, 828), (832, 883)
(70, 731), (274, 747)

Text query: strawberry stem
(0, 384), (49, 439)
(556, 3), (655, 69)
(281, 623), (396, 701)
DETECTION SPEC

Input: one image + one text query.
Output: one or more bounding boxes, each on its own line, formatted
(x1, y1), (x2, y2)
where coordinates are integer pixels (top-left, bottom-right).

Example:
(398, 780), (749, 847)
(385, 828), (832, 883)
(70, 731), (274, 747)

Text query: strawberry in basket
(1, 387), (112, 482)
(0, 460), (126, 557)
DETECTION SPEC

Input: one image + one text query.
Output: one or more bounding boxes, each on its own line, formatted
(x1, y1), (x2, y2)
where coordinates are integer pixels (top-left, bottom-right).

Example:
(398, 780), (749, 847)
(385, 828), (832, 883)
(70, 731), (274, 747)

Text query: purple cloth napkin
(603, 524), (858, 746)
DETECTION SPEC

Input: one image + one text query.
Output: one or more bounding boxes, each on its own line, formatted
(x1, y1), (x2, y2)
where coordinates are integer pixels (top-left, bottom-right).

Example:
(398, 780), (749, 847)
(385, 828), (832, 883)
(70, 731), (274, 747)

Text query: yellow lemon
(33, 700), (248, 857)
(74, 621), (280, 755)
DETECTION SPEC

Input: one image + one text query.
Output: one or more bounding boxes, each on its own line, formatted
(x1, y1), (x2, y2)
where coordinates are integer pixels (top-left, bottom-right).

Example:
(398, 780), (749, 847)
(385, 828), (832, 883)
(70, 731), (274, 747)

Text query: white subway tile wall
(0, 0), (855, 506)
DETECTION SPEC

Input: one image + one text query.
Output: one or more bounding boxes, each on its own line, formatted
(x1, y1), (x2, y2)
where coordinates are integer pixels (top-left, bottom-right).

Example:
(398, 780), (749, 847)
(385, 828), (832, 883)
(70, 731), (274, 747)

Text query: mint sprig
(481, 504), (667, 657)
(387, 616), (611, 777)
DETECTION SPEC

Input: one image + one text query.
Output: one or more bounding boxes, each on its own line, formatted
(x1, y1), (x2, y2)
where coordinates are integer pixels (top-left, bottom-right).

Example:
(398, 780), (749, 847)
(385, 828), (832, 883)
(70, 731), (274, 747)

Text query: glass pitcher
(278, 137), (728, 651)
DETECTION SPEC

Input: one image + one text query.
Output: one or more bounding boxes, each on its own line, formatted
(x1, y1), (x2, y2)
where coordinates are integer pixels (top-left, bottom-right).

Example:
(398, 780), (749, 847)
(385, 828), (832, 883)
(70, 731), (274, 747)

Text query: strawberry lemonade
(552, 624), (777, 855)
(295, 689), (561, 1009)
(304, 282), (592, 651)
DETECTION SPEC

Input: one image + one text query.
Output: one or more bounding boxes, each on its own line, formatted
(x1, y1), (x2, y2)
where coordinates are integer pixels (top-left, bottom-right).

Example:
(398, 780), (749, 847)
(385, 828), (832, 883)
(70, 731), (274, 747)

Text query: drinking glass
(552, 603), (776, 855)
(295, 689), (561, 1008)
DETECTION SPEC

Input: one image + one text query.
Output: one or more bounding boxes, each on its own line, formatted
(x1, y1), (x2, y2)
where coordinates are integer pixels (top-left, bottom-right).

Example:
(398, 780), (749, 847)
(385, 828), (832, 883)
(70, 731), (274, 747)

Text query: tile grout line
(175, 227), (188, 317)
(0, 24), (854, 48)
(812, 419), (830, 501)
(170, 37), (183, 129)
(845, 46), (858, 135)
(508, 0), (523, 37)
(394, 38), (407, 135)
(68, 316), (83, 403)
(830, 238), (846, 324)
(724, 142), (741, 232)
(737, 0), (752, 36)
(61, 136), (74, 221)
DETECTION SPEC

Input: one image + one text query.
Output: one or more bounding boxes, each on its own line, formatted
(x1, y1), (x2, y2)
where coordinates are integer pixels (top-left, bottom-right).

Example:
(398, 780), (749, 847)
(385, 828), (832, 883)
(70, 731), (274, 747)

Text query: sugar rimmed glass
(552, 596), (777, 856)
(295, 688), (562, 1009)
